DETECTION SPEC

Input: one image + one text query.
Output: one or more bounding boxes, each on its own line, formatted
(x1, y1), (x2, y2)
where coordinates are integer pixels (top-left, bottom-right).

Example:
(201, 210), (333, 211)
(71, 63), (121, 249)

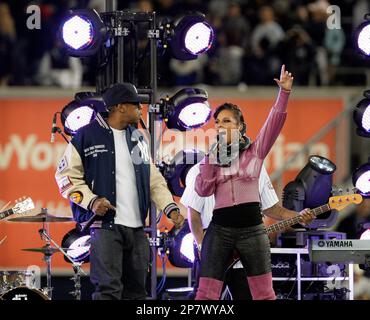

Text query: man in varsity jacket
(55, 83), (183, 300)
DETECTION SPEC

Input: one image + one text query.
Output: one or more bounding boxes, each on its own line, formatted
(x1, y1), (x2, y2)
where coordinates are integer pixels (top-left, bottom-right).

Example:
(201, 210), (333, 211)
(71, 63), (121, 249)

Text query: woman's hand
(274, 64), (294, 91)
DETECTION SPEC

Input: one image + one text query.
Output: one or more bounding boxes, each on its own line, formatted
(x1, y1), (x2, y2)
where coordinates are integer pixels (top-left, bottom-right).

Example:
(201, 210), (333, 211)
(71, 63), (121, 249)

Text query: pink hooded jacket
(195, 89), (290, 210)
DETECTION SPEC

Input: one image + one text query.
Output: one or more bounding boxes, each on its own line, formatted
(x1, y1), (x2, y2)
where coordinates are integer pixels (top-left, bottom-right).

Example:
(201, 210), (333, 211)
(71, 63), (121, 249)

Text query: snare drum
(0, 271), (35, 293)
(0, 286), (49, 300)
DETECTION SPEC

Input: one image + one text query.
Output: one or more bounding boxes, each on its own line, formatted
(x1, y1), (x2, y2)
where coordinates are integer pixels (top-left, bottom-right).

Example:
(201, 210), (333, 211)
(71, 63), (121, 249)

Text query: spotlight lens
(360, 229), (370, 240)
(310, 156), (336, 173)
(178, 102), (211, 129)
(62, 15), (94, 50)
(362, 104), (370, 132)
(184, 22), (213, 55)
(355, 170), (370, 195)
(358, 24), (370, 56)
(65, 106), (96, 134)
(180, 233), (195, 263)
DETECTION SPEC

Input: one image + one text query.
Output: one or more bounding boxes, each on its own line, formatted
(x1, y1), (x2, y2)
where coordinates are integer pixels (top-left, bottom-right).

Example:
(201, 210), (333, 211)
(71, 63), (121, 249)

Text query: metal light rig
(58, 0), (214, 299)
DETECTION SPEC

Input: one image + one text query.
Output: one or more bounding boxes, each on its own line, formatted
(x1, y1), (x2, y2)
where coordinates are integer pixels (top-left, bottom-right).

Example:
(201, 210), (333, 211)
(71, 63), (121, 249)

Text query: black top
(212, 202), (263, 228)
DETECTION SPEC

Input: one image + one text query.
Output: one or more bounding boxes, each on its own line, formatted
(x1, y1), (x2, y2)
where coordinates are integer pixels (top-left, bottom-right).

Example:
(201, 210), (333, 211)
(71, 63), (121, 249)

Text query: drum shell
(61, 228), (90, 263)
(0, 286), (49, 300)
(0, 271), (35, 294)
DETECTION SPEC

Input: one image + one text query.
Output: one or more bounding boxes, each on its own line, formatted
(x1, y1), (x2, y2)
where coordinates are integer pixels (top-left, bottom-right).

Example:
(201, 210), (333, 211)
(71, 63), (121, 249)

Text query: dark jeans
(90, 225), (150, 300)
(200, 222), (271, 280)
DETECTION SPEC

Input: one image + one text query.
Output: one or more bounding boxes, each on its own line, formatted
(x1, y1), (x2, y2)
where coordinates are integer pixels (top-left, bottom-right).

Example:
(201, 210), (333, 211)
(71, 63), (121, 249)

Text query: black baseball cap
(102, 83), (145, 109)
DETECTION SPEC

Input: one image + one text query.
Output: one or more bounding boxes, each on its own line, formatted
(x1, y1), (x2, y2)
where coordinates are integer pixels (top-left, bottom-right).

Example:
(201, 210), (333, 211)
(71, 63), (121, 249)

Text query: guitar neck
(266, 204), (331, 234)
(0, 208), (14, 220)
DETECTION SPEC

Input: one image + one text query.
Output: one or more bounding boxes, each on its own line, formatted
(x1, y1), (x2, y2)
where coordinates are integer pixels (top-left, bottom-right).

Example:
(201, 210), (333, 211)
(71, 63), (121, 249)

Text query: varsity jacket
(55, 113), (178, 230)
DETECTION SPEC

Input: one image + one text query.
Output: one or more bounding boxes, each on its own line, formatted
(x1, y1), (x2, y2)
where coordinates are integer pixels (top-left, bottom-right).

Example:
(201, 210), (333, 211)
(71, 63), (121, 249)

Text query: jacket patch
(84, 145), (108, 158)
(70, 191), (83, 204)
(57, 156), (68, 173)
(57, 176), (73, 194)
(137, 140), (150, 162)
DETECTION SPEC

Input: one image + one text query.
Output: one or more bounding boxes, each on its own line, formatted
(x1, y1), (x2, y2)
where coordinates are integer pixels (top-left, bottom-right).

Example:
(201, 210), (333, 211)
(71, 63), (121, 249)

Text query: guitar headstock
(13, 197), (35, 215)
(328, 194), (363, 211)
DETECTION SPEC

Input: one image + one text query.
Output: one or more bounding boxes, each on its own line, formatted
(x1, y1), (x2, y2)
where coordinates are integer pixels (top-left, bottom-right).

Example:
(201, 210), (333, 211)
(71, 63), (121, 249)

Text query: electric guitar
(0, 197), (35, 220)
(227, 194), (363, 269)
(266, 194), (363, 234)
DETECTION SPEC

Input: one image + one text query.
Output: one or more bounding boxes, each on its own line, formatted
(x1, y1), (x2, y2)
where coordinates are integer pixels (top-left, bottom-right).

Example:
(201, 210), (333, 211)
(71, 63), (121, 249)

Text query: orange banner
(0, 97), (344, 271)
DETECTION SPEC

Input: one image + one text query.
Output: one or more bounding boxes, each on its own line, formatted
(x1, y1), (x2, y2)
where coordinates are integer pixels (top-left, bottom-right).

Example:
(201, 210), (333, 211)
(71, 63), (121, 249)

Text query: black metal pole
(95, 7), (161, 299)
(149, 11), (158, 300)
(117, 16), (124, 83)
(105, 0), (116, 12)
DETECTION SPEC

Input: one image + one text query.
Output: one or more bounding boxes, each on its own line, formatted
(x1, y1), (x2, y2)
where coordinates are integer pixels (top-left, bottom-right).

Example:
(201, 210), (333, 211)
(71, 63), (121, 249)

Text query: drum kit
(0, 207), (90, 301)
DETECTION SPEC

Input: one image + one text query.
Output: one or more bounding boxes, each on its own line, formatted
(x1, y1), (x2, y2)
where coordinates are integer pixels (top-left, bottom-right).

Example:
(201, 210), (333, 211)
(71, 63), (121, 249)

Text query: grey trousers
(90, 225), (150, 300)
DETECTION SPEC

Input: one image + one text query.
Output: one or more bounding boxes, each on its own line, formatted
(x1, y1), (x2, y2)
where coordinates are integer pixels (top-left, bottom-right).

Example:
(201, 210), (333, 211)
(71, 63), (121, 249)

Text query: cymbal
(22, 246), (71, 254)
(7, 213), (74, 222)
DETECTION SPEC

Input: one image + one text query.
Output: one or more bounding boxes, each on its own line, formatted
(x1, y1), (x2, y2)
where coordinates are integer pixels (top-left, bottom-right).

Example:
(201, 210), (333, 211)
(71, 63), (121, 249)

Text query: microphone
(207, 131), (226, 156)
(207, 141), (219, 157)
(50, 113), (58, 143)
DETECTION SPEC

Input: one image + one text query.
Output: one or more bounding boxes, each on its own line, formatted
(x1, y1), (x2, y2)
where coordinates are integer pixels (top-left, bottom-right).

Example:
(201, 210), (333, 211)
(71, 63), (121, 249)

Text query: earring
(238, 130), (243, 140)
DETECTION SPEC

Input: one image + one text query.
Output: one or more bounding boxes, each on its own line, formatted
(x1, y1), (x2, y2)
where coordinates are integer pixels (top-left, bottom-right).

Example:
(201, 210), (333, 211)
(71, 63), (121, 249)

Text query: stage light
(184, 22), (213, 55)
(163, 88), (211, 131)
(178, 102), (211, 129)
(360, 229), (370, 240)
(308, 155), (337, 174)
(163, 13), (214, 60)
(180, 233), (195, 263)
(60, 9), (106, 57)
(74, 91), (107, 113)
(352, 162), (370, 198)
(168, 220), (195, 268)
(355, 14), (370, 57)
(62, 16), (93, 50)
(283, 155), (337, 229)
(61, 100), (97, 136)
(160, 149), (205, 196)
(353, 91), (370, 138)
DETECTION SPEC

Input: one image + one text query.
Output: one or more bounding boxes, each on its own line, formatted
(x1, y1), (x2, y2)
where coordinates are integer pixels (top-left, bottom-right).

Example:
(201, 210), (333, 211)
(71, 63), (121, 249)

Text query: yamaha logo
(318, 241), (325, 247)
(316, 240), (353, 248)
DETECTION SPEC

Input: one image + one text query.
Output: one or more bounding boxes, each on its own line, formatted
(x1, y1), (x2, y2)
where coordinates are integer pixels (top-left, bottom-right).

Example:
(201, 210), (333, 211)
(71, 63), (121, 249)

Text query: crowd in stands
(1, 0), (370, 88)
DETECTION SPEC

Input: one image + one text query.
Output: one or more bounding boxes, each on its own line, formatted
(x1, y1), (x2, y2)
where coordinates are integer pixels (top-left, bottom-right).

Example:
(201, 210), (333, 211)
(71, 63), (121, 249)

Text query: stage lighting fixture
(162, 88), (211, 131)
(74, 91), (107, 113)
(168, 220), (195, 268)
(161, 149), (205, 196)
(162, 13), (214, 60)
(61, 9), (106, 57)
(360, 228), (370, 240)
(308, 155), (337, 174)
(282, 155), (337, 229)
(61, 100), (97, 136)
(353, 90), (370, 138)
(355, 14), (370, 57)
(352, 161), (370, 198)
(180, 233), (196, 263)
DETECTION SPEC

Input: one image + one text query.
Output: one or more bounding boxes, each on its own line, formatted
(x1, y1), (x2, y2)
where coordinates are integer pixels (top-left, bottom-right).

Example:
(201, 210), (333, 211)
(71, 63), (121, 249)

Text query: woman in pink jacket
(195, 65), (294, 300)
